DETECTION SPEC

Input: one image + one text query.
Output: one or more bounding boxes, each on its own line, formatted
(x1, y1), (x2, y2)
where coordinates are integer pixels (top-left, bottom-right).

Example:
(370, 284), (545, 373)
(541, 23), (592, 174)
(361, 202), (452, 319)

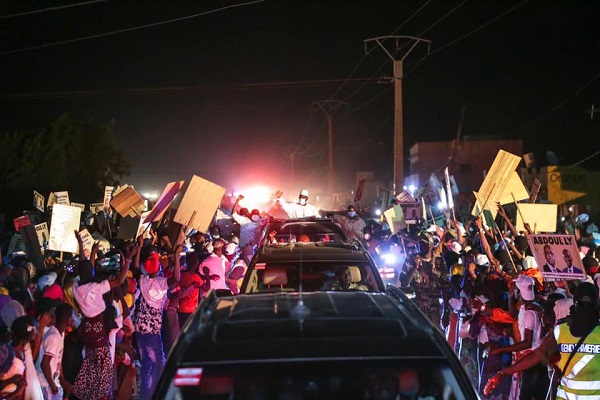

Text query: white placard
(54, 191), (70, 205)
(48, 204), (81, 253)
(33, 191), (45, 212)
(34, 222), (49, 248)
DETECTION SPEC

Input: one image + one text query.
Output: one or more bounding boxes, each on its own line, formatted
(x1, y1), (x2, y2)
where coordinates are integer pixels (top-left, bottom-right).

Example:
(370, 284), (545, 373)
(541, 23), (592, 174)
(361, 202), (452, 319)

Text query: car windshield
(241, 261), (380, 294)
(260, 220), (348, 245)
(164, 360), (470, 400)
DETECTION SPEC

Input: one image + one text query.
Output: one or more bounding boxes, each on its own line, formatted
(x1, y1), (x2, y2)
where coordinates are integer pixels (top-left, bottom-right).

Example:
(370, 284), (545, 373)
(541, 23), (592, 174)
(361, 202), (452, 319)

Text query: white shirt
(73, 280), (110, 318)
(518, 305), (542, 349)
(139, 275), (169, 309)
(200, 253), (228, 290)
(36, 326), (63, 387)
(231, 213), (263, 248)
(277, 199), (321, 218)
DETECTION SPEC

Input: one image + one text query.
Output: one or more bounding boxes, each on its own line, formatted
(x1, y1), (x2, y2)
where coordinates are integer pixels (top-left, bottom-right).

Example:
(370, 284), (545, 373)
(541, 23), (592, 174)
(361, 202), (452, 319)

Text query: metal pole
(327, 113), (334, 204)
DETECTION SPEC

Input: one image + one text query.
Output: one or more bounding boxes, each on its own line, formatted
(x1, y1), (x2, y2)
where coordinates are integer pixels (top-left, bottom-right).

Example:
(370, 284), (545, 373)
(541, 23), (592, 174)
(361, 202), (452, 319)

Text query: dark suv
(153, 288), (478, 399)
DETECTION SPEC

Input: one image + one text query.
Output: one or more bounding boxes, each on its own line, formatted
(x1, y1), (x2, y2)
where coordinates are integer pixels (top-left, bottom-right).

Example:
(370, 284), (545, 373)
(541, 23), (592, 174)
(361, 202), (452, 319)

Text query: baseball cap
(475, 254), (490, 267)
(225, 243), (238, 256)
(515, 275), (535, 301)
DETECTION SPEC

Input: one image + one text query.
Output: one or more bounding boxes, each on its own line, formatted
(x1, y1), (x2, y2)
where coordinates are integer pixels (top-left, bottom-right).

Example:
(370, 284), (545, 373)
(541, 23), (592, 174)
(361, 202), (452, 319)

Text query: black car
(153, 289), (479, 399)
(239, 241), (386, 294)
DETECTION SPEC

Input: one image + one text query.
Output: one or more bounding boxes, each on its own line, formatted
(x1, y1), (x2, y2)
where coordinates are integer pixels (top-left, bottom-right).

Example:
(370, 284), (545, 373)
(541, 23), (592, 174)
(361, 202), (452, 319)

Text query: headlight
(381, 253), (396, 265)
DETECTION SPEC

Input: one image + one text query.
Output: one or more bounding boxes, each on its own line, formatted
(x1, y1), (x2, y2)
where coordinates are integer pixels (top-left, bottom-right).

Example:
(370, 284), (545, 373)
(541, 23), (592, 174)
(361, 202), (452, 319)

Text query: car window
(241, 262), (379, 294)
(163, 361), (470, 400)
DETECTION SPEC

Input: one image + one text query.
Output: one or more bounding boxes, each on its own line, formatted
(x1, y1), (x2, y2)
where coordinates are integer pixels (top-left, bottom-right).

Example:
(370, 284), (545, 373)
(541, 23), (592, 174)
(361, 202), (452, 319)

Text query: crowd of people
(0, 184), (599, 400)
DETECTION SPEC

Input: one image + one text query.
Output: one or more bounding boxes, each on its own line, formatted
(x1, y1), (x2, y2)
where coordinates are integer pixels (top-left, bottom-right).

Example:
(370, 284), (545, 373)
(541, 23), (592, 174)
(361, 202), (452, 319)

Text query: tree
(0, 114), (131, 221)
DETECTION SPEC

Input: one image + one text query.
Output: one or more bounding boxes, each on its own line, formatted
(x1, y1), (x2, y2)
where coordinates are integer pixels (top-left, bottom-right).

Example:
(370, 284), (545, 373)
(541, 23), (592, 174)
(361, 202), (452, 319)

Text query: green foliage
(0, 113), (131, 206)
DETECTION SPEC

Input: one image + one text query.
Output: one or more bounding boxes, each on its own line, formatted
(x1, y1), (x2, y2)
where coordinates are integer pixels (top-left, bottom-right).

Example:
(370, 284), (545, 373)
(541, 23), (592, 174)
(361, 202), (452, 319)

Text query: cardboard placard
(13, 215), (31, 231)
(71, 202), (85, 212)
(515, 203), (558, 233)
(54, 191), (70, 205)
(144, 181), (184, 224)
(48, 204), (81, 253)
(173, 175), (226, 233)
(78, 228), (95, 255)
(383, 205), (406, 234)
(33, 191), (45, 212)
(496, 171), (530, 205)
(528, 234), (585, 281)
(34, 222), (49, 248)
(110, 185), (146, 218)
(47, 192), (57, 208)
(471, 150), (522, 216)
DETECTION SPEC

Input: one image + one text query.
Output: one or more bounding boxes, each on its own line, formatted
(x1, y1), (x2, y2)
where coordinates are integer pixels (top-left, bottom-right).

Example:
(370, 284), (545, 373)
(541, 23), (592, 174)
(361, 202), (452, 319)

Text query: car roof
(173, 292), (449, 364)
(253, 242), (370, 262)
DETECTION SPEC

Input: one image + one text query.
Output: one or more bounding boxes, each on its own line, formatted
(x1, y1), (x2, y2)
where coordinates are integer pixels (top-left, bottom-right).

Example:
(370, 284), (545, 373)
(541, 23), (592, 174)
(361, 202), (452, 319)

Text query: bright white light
(381, 253), (396, 265)
(408, 184), (416, 193)
(568, 206), (573, 212)
(236, 186), (272, 210)
(143, 192), (158, 200)
(561, 217), (565, 222)
(403, 185), (408, 191)
(437, 202), (445, 210)
(375, 209), (381, 216)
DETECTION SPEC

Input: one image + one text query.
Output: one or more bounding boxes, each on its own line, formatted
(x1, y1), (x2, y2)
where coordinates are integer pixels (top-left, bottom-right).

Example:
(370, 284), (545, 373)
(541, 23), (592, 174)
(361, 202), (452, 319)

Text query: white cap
(299, 189), (309, 197)
(475, 254), (490, 267)
(515, 275), (535, 301)
(225, 243), (238, 256)
(450, 242), (462, 254)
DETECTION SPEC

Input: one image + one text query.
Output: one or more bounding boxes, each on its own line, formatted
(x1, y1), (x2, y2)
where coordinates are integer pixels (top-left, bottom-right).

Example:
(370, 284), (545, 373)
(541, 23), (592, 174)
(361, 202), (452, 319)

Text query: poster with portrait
(527, 234), (585, 281)
(398, 202), (421, 224)
(48, 204), (81, 253)
(35, 222), (49, 249)
(33, 191), (45, 212)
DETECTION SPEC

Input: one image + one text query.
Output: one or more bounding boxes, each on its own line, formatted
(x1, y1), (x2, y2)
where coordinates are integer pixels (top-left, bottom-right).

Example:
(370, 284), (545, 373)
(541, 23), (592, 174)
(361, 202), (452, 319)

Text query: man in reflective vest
(485, 282), (600, 399)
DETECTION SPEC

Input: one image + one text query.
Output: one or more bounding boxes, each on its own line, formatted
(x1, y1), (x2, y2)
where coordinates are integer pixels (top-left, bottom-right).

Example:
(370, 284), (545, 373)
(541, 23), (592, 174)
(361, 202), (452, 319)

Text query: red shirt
(178, 271), (202, 313)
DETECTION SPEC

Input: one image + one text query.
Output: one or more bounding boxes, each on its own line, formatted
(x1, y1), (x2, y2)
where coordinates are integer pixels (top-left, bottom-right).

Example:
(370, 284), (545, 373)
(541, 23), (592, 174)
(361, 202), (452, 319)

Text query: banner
(173, 175), (226, 233)
(528, 234), (585, 281)
(48, 204), (81, 253)
(33, 191), (45, 212)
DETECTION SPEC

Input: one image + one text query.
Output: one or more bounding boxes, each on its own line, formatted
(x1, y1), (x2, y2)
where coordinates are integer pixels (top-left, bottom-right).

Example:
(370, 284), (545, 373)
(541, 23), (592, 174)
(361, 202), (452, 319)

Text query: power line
(0, 0), (106, 20)
(500, 68), (600, 136)
(0, 0), (265, 56)
(571, 150), (600, 167)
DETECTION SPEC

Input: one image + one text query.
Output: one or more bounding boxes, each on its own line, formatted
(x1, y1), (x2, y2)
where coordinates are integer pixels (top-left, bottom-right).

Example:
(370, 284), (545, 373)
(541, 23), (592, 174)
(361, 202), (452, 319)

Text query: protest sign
(515, 203), (558, 233)
(527, 234), (585, 281)
(48, 204), (81, 253)
(33, 191), (45, 212)
(19, 224), (45, 272)
(144, 181), (184, 224)
(399, 202), (421, 224)
(13, 215), (31, 231)
(103, 186), (115, 212)
(78, 228), (94, 255)
(396, 190), (416, 203)
(471, 150), (522, 216)
(54, 191), (70, 205)
(89, 203), (104, 214)
(444, 167), (454, 209)
(137, 211), (152, 239)
(383, 205), (406, 234)
(529, 178), (541, 203)
(91, 231), (111, 252)
(35, 222), (49, 248)
(110, 185), (146, 218)
(70, 202), (85, 212)
(174, 175), (226, 233)
(47, 192), (57, 208)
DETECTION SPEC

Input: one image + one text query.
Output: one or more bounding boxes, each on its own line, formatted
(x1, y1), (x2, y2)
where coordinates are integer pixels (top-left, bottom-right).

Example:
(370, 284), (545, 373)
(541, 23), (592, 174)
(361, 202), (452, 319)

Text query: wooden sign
(33, 191), (45, 212)
(144, 181), (184, 224)
(516, 203), (558, 233)
(110, 186), (146, 218)
(383, 205), (406, 234)
(48, 204), (81, 253)
(173, 175), (226, 233)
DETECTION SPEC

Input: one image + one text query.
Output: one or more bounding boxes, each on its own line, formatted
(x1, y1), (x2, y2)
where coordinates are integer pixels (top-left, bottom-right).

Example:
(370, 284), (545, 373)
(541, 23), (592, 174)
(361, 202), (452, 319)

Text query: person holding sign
(71, 231), (137, 400)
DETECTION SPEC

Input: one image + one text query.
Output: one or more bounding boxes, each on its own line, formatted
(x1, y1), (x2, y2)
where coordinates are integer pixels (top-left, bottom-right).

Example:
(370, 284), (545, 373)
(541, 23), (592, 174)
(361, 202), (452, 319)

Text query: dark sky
(1, 0), (599, 198)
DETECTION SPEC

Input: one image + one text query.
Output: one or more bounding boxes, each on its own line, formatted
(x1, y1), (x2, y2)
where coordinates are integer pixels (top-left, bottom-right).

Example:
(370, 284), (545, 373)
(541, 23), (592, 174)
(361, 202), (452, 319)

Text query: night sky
(1, 0), (599, 198)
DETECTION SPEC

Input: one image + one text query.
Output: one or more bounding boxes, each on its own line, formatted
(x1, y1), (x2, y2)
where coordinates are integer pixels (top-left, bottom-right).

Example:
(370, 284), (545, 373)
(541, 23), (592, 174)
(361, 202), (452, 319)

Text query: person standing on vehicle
(274, 189), (321, 218)
(231, 195), (264, 249)
(333, 205), (366, 243)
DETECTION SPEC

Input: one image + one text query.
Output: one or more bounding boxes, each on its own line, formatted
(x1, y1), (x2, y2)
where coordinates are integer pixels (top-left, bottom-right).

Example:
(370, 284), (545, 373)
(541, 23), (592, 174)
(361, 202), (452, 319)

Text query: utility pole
(311, 100), (348, 208)
(364, 36), (431, 195)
